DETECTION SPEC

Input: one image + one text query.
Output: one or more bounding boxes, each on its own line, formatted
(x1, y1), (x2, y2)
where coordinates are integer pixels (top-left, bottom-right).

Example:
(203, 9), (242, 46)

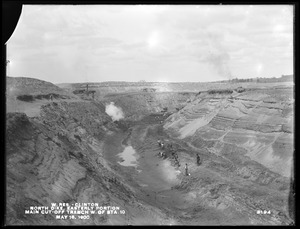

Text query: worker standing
(185, 163), (190, 176)
(197, 154), (201, 166)
(50, 94), (53, 101)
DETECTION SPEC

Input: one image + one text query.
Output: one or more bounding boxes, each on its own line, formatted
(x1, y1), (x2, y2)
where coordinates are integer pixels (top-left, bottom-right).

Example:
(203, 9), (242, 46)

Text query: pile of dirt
(6, 77), (80, 116)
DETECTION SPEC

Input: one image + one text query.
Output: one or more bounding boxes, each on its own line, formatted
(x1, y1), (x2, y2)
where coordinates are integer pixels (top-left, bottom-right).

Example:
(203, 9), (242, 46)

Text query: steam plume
(105, 102), (124, 121)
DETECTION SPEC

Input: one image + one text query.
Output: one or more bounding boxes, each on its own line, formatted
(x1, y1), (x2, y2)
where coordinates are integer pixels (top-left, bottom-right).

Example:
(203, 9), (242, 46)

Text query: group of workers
(157, 139), (202, 176)
(183, 155), (201, 176)
(154, 116), (164, 124)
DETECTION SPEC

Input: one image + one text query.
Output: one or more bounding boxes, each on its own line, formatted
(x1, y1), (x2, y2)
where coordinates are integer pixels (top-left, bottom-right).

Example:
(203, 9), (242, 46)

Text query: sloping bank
(6, 101), (172, 225)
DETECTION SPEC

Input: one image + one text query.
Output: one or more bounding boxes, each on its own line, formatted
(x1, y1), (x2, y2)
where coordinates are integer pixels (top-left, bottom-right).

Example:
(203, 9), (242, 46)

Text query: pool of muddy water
(118, 146), (139, 167)
(136, 149), (181, 191)
(117, 144), (180, 190)
(102, 126), (191, 218)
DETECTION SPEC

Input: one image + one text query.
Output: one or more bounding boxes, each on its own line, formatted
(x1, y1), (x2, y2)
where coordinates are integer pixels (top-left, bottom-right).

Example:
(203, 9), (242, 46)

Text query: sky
(7, 5), (294, 84)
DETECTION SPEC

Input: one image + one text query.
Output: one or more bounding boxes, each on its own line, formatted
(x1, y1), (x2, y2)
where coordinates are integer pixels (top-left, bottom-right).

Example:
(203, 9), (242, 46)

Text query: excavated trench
(100, 113), (192, 225)
(6, 88), (294, 225)
(103, 115), (178, 191)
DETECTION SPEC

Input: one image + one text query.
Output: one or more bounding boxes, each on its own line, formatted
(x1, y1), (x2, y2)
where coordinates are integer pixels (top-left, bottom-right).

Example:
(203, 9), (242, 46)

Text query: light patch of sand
(244, 138), (292, 177)
(232, 100), (249, 114)
(139, 183), (148, 187)
(238, 93), (268, 101)
(179, 110), (218, 139)
(220, 105), (245, 119)
(259, 146), (280, 164)
(261, 146), (292, 177)
(179, 117), (210, 139)
(160, 160), (180, 185)
(243, 138), (258, 148)
(187, 191), (197, 200)
(256, 114), (270, 124)
(164, 116), (185, 130)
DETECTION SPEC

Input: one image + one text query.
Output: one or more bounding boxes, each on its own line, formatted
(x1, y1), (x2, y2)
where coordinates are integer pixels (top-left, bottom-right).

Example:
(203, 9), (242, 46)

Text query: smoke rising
(205, 51), (232, 79)
(199, 31), (232, 79)
(105, 102), (124, 121)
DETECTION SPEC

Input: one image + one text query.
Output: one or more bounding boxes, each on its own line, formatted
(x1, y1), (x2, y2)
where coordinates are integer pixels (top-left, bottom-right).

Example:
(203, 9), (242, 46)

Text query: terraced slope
(164, 87), (294, 178)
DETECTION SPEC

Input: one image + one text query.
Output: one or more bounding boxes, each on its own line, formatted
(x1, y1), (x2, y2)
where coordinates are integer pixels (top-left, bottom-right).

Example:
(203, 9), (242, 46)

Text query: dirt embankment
(6, 101), (174, 225)
(6, 76), (79, 116)
(7, 77), (74, 98)
(101, 92), (193, 121)
(164, 87), (294, 178)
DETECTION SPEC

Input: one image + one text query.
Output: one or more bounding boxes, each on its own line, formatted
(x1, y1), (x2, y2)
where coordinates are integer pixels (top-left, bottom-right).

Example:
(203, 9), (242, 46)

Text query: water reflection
(118, 146), (138, 167)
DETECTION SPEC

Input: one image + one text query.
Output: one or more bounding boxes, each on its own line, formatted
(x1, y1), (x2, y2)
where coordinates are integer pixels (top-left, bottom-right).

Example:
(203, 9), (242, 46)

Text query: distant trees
(218, 76), (294, 83)
(229, 78), (254, 83)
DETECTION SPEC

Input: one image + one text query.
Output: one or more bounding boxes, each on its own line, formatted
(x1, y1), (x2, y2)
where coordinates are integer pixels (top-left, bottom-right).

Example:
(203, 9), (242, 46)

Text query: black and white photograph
(4, 3), (295, 226)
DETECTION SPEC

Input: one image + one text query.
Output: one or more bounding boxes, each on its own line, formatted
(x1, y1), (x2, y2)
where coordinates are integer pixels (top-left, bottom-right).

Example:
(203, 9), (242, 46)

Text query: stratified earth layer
(6, 77), (294, 225)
